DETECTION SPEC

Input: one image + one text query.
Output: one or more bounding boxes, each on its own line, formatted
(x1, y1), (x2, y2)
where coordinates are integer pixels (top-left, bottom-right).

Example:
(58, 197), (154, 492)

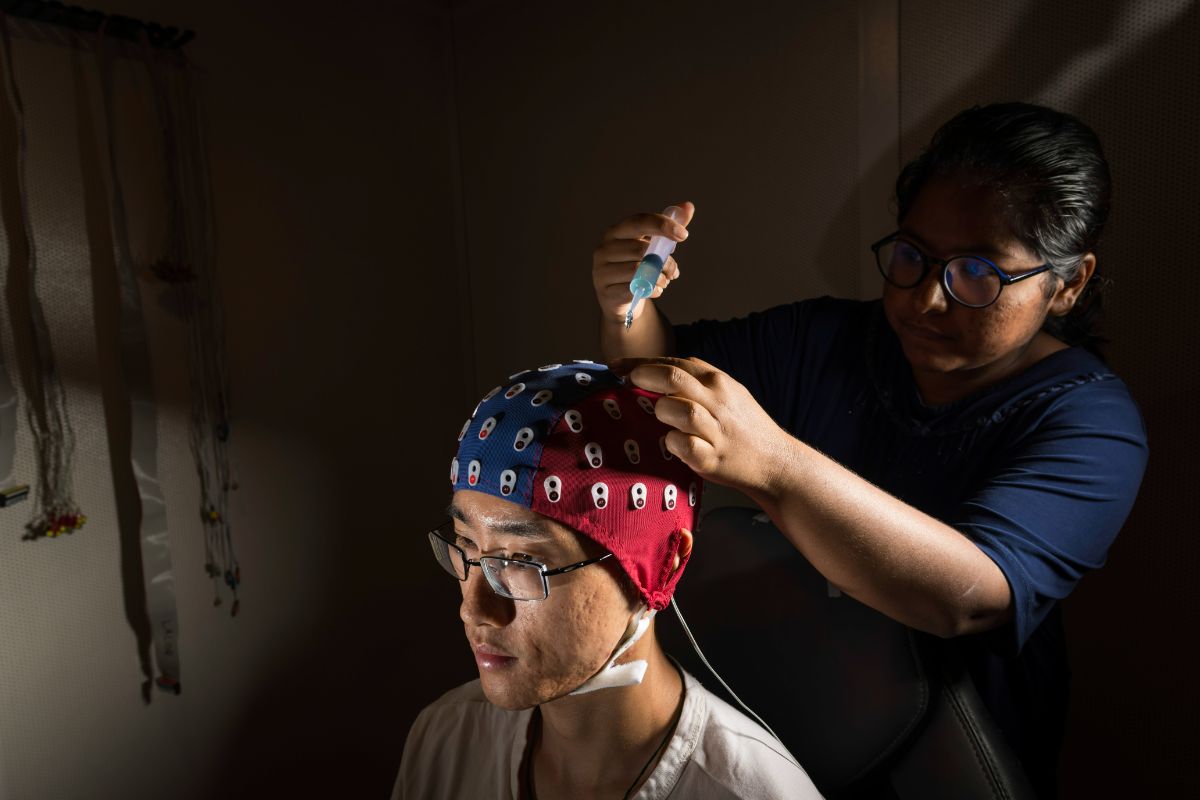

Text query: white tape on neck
(569, 606), (656, 696)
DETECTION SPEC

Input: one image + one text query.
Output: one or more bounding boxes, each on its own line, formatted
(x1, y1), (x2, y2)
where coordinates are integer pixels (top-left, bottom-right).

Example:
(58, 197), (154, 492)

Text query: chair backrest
(659, 506), (1035, 798)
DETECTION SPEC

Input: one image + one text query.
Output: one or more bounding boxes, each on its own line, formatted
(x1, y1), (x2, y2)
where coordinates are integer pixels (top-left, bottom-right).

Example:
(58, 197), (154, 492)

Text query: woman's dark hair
(895, 102), (1111, 350)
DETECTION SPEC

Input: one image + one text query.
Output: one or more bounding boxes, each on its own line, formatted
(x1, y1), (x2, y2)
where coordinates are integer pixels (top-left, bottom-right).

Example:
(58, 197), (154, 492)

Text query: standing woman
(592, 103), (1147, 795)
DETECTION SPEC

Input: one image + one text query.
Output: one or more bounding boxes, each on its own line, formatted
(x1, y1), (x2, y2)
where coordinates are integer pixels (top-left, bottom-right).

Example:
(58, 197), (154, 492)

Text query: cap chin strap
(568, 604), (656, 696)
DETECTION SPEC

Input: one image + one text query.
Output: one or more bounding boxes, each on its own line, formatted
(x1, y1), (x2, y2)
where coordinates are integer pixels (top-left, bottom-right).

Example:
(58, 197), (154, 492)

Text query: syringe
(625, 205), (686, 330)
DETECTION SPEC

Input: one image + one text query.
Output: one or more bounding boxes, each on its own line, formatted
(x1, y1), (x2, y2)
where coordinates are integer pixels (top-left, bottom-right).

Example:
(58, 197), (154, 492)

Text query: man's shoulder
(396, 680), (527, 800)
(690, 680), (804, 770)
(682, 674), (823, 799)
(410, 679), (522, 740)
(425, 678), (489, 710)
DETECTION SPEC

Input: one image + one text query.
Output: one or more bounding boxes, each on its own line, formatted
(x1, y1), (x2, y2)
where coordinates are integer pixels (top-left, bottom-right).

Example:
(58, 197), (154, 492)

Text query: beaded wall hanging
(139, 38), (240, 620)
(0, 17), (85, 541)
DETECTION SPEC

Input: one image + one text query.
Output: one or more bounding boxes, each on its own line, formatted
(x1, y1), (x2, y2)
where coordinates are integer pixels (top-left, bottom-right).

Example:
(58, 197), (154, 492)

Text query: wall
(0, 0), (1193, 797)
(448, 0), (1199, 796)
(897, 1), (1199, 794)
(449, 0), (867, 386)
(0, 1), (468, 798)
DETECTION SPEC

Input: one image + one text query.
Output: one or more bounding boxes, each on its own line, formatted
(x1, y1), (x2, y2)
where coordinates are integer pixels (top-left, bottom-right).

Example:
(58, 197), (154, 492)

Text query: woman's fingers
(592, 205), (692, 322)
(622, 360), (707, 399)
(600, 215), (688, 244)
(592, 238), (648, 266)
(593, 260), (640, 288)
(661, 256), (680, 282)
(611, 356), (781, 493)
(653, 395), (719, 441)
(664, 430), (719, 474)
(618, 357), (715, 393)
(671, 201), (696, 227)
(592, 255), (678, 289)
(601, 210), (690, 244)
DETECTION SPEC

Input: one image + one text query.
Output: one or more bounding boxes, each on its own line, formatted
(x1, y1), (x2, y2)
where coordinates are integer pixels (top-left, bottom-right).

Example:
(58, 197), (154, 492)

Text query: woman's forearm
(599, 301), (675, 362)
(622, 357), (1012, 638)
(747, 434), (1013, 638)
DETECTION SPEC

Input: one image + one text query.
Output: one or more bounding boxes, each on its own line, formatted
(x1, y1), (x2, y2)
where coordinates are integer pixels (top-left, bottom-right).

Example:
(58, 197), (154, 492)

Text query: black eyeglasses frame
(870, 231), (1053, 309)
(428, 524), (614, 601)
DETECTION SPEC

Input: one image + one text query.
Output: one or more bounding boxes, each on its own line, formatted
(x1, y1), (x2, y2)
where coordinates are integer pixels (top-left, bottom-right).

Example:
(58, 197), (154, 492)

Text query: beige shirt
(394, 668), (822, 799)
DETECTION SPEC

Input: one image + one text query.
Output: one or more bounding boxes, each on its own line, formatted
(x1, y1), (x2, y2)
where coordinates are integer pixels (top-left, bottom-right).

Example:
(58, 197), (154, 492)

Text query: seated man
(395, 362), (820, 799)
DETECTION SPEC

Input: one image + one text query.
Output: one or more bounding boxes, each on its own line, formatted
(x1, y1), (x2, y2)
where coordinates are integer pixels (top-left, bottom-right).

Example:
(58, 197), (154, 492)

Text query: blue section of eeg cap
(452, 361), (618, 506)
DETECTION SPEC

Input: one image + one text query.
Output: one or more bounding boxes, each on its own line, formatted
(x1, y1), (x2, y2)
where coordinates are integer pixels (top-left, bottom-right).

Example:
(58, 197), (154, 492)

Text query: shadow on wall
(70, 42), (158, 703)
(815, 0), (1155, 291)
(1060, 2), (1199, 796)
(209, 436), (477, 799)
(189, 261), (480, 793)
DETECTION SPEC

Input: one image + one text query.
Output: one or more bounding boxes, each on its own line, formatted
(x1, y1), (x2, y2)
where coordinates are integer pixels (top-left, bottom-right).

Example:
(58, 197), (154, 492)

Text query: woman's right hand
(591, 202), (694, 325)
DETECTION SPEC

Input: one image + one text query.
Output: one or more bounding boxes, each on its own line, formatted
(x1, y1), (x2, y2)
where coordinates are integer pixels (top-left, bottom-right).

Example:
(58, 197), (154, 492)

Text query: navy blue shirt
(674, 297), (1148, 789)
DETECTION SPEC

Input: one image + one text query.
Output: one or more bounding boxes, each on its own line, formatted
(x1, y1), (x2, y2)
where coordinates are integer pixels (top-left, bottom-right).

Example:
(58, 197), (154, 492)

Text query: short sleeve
(954, 378), (1149, 655)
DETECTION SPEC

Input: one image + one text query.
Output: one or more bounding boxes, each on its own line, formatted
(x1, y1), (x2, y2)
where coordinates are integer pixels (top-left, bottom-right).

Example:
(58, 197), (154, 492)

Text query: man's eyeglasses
(871, 232), (1052, 309)
(428, 523), (613, 601)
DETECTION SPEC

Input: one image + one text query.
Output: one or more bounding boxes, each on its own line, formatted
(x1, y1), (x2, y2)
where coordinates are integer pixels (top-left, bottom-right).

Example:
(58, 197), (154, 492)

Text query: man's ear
(1049, 253), (1096, 317)
(672, 528), (694, 572)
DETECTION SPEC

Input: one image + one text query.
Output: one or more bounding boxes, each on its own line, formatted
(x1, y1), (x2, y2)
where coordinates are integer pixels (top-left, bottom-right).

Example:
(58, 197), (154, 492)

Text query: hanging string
(0, 14), (85, 541)
(0, 11), (29, 515)
(139, 38), (239, 615)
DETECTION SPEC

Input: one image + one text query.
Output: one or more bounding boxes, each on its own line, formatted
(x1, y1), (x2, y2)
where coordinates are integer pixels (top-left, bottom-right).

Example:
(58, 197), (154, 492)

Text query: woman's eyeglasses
(871, 232), (1052, 309)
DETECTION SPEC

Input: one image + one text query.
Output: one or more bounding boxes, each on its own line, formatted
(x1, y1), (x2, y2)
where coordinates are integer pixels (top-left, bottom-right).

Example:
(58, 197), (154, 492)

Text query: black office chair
(659, 506), (1036, 799)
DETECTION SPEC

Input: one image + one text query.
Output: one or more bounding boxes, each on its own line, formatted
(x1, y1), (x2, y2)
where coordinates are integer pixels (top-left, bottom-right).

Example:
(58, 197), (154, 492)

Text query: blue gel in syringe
(625, 205), (685, 330)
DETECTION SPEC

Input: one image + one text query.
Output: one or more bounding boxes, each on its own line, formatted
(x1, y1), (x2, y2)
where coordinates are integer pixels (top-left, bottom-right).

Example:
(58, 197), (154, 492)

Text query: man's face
(449, 489), (638, 710)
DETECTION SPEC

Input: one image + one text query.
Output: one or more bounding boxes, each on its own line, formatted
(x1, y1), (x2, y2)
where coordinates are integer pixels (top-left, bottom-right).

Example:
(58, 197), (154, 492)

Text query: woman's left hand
(611, 357), (793, 497)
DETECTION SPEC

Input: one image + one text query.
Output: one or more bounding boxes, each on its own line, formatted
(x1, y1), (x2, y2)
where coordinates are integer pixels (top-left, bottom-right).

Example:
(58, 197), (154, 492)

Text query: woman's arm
(753, 433), (1013, 637)
(599, 301), (676, 363)
(620, 356), (1013, 638)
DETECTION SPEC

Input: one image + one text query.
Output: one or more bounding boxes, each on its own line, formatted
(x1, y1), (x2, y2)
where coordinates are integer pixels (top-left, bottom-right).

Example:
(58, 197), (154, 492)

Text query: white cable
(671, 597), (781, 742)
